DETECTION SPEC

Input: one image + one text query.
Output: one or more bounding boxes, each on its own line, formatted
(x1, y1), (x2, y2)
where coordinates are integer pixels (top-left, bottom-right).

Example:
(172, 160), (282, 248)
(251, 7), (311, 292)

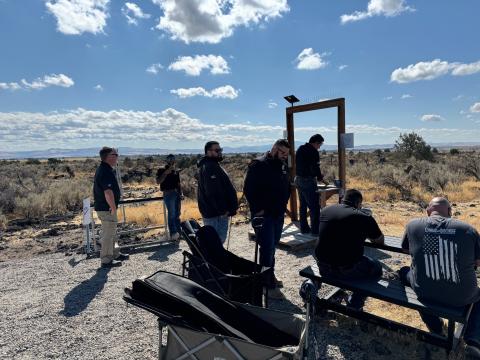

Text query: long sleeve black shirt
(295, 142), (323, 180)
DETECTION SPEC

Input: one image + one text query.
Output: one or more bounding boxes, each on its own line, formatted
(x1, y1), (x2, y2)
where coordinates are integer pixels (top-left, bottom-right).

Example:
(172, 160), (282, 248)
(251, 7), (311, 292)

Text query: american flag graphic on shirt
(423, 229), (459, 283)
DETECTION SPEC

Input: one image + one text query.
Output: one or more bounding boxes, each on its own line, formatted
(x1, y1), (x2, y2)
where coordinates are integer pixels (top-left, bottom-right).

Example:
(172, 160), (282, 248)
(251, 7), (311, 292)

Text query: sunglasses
(109, 153), (119, 157)
(211, 148), (223, 153)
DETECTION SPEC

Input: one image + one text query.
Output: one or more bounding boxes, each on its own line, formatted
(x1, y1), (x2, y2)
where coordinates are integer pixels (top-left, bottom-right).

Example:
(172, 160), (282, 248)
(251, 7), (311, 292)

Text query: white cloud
(421, 114), (444, 122)
(391, 59), (455, 83)
(1, 108), (480, 151)
(391, 58), (480, 83)
(383, 96), (393, 101)
(0, 82), (21, 91)
(0, 108), (280, 150)
(122, 2), (150, 25)
(0, 74), (74, 91)
(268, 101), (278, 109)
(295, 48), (327, 70)
(338, 65), (348, 71)
(168, 55), (230, 76)
(451, 60), (480, 76)
(146, 63), (163, 75)
(470, 102), (480, 113)
(170, 85), (239, 99)
(94, 84), (104, 91)
(152, 0), (289, 44)
(341, 0), (414, 24)
(45, 0), (110, 35)
(401, 94), (412, 99)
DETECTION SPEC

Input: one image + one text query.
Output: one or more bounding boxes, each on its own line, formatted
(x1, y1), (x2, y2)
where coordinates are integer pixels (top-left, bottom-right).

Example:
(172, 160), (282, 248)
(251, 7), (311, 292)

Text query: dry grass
(95, 177), (479, 233)
(114, 198), (202, 227)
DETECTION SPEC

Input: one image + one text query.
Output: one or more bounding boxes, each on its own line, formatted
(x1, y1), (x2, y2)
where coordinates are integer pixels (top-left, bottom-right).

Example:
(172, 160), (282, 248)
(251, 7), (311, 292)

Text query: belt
(162, 189), (178, 193)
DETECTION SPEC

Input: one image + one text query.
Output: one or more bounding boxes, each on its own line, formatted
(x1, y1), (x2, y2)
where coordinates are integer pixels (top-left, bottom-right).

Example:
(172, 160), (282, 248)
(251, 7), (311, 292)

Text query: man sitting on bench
(399, 197), (480, 358)
(315, 189), (385, 310)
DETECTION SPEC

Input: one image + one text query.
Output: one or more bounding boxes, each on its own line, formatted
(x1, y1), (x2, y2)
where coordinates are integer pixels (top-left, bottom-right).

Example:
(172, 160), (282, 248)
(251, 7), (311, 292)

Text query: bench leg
(446, 320), (468, 357)
(447, 320), (455, 353)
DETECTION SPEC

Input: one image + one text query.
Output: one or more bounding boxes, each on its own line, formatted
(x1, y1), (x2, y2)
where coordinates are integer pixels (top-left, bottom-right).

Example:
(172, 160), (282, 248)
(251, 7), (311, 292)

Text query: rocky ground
(0, 222), (466, 360)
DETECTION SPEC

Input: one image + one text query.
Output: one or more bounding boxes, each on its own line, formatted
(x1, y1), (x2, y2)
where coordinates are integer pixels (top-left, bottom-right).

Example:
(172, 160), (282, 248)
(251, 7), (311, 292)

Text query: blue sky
(0, 0), (479, 151)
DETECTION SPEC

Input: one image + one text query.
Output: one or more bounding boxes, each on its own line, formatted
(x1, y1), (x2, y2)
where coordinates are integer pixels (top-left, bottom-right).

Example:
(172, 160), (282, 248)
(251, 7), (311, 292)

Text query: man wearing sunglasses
(197, 141), (238, 243)
(93, 147), (129, 268)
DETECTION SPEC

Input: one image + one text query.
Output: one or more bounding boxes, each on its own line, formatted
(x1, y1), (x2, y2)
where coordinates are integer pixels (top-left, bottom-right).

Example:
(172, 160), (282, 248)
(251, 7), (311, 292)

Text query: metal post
(162, 200), (169, 239)
(91, 208), (97, 252)
(286, 111), (298, 221)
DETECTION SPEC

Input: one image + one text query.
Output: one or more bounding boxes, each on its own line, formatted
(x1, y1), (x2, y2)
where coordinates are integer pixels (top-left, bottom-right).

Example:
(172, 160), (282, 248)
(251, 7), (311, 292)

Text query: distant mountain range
(1, 142), (479, 159)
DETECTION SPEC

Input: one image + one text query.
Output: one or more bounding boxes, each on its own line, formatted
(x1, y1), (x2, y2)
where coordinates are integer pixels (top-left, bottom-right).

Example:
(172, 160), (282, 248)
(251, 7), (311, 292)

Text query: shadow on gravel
(60, 267), (111, 317)
(147, 242), (180, 262)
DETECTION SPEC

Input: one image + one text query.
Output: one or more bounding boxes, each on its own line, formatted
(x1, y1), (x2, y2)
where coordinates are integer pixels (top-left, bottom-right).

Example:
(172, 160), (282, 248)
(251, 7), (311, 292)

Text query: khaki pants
(97, 211), (120, 264)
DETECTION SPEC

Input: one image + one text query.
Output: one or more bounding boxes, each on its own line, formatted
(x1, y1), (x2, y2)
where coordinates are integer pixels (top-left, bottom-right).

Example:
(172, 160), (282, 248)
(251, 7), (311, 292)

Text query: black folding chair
(180, 220), (270, 306)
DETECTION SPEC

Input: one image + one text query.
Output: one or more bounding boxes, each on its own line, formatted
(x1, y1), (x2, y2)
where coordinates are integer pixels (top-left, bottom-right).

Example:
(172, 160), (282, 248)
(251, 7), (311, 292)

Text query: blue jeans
(295, 176), (320, 234)
(399, 266), (480, 343)
(163, 190), (181, 235)
(256, 214), (284, 281)
(203, 215), (229, 244)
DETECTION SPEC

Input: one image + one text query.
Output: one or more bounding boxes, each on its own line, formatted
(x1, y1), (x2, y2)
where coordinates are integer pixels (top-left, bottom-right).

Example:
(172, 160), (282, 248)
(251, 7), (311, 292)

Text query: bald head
(427, 197), (452, 217)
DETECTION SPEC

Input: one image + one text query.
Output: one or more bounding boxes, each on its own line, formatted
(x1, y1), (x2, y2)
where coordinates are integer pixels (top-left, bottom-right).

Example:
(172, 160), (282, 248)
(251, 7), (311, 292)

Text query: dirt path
(0, 224), (454, 359)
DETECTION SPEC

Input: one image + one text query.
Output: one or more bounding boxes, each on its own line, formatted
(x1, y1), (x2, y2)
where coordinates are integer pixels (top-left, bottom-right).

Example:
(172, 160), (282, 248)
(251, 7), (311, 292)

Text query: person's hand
(322, 180), (329, 186)
(165, 166), (173, 174)
(110, 207), (116, 215)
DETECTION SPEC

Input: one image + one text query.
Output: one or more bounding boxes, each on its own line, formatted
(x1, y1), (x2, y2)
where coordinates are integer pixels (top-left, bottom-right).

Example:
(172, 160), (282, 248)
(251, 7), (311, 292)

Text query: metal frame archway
(286, 97), (346, 221)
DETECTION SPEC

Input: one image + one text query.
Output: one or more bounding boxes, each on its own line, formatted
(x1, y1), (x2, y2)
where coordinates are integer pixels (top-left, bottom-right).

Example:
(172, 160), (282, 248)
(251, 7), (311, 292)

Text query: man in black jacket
(244, 139), (290, 290)
(197, 141), (238, 243)
(295, 134), (327, 235)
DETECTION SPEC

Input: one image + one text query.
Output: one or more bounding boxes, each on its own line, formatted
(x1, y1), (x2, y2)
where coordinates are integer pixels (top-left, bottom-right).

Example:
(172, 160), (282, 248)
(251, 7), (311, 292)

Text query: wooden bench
(300, 264), (473, 353)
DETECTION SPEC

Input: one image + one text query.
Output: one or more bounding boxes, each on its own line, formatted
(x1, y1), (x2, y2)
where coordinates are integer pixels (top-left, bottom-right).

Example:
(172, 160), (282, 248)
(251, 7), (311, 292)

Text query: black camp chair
(123, 270), (305, 360)
(180, 220), (271, 307)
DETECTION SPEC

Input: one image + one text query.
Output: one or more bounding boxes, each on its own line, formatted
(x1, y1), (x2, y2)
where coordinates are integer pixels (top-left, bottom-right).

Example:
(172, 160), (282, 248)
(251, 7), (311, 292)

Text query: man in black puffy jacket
(244, 139), (290, 290)
(197, 141), (238, 243)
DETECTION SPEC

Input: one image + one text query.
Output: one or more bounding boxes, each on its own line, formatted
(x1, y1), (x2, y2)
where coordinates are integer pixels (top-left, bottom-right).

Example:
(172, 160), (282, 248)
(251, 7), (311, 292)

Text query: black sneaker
(101, 260), (122, 268)
(116, 253), (130, 261)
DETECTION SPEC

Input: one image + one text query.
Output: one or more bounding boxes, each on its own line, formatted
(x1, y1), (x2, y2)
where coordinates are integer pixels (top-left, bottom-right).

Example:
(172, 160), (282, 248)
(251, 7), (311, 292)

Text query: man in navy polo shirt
(93, 147), (129, 268)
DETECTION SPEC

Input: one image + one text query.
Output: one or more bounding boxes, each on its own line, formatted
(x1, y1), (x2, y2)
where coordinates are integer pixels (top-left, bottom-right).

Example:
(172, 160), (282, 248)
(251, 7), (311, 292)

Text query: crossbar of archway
(285, 97), (346, 221)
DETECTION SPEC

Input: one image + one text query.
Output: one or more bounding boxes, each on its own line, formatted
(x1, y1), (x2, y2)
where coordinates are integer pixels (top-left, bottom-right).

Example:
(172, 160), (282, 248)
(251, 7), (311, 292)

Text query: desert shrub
(15, 194), (46, 218)
(25, 158), (41, 165)
(373, 166), (413, 201)
(450, 148), (460, 155)
(0, 188), (16, 213)
(394, 132), (434, 162)
(47, 158), (62, 165)
(0, 210), (7, 230)
(460, 155), (480, 181)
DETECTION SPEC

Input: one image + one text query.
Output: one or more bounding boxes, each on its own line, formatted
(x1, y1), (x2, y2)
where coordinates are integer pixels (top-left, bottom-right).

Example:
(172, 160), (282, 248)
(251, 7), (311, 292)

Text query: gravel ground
(0, 224), (455, 360)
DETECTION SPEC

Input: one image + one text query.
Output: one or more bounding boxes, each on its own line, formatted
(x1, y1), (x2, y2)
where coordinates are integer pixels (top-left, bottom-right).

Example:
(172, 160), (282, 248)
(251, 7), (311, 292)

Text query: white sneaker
(170, 233), (180, 241)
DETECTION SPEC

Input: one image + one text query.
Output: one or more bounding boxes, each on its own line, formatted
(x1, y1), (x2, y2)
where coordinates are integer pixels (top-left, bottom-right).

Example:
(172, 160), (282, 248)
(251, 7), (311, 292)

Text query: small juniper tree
(394, 132), (434, 162)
